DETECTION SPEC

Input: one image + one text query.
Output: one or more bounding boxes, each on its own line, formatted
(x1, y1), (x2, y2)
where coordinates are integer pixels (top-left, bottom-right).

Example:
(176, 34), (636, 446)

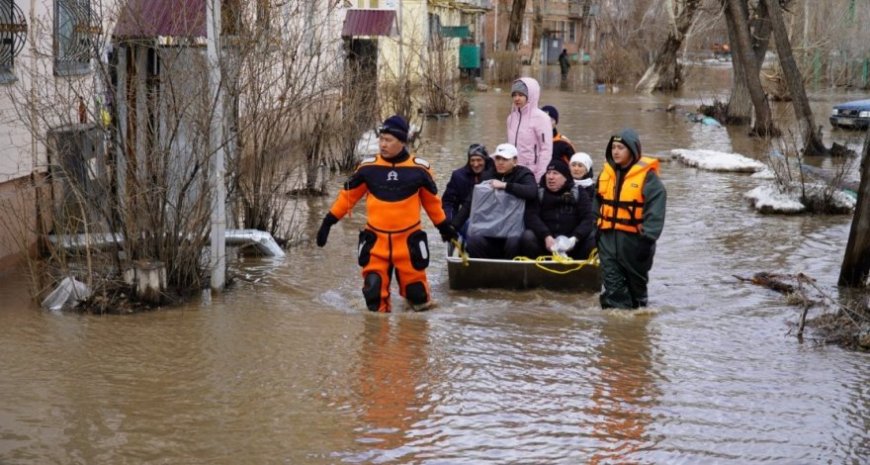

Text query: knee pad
(362, 273), (382, 312)
(405, 281), (429, 306)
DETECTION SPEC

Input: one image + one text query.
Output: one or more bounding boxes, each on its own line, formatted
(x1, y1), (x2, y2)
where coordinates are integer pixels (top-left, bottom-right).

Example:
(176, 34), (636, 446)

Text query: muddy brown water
(1, 66), (868, 464)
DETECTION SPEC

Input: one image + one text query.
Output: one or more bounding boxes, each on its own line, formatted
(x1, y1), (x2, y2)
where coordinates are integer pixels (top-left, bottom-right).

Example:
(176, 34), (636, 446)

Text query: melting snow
(671, 149), (765, 172)
(745, 183), (856, 214)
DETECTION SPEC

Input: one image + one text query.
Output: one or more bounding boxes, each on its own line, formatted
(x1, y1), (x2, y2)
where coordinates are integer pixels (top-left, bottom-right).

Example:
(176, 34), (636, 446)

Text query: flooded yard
(0, 66), (868, 464)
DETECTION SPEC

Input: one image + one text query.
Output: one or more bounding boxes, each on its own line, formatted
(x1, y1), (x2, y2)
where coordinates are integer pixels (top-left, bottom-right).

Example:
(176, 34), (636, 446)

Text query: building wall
(483, 0), (592, 64)
(0, 0), (119, 269)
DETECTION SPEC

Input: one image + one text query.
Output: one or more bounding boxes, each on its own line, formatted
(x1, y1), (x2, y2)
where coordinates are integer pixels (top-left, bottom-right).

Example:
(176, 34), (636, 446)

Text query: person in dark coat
(594, 128), (666, 309)
(541, 105), (575, 165)
(442, 143), (494, 223)
(558, 48), (571, 80)
(452, 143), (538, 259)
(520, 160), (596, 260)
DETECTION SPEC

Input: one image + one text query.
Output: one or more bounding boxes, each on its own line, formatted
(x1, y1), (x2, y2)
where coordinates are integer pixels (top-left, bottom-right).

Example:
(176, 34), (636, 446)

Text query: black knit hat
(541, 105), (559, 124)
(379, 115), (409, 142)
(546, 160), (572, 180)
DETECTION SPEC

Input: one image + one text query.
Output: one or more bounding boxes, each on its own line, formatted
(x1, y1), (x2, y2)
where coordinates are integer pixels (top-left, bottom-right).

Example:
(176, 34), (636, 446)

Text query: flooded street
(1, 67), (868, 464)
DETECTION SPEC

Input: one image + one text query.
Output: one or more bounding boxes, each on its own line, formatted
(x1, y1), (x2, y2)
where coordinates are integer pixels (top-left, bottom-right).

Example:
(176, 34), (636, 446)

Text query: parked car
(830, 98), (870, 129)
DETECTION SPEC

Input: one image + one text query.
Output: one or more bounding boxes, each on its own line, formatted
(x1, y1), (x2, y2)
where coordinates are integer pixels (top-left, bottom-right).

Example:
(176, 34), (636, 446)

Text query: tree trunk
(839, 132), (870, 286)
(724, 0), (771, 124)
(763, 0), (829, 156)
(725, 0), (777, 136)
(506, 0), (527, 51)
(636, 0), (701, 93)
(530, 1), (543, 66)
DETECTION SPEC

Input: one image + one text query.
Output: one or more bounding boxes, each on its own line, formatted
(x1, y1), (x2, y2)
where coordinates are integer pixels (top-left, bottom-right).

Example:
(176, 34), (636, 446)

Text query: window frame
(54, 0), (94, 76)
(0, 0), (26, 83)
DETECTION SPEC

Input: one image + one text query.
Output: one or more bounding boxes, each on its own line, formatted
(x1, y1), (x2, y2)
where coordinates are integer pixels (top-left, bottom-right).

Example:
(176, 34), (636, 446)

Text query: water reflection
(587, 314), (658, 464)
(349, 315), (431, 462)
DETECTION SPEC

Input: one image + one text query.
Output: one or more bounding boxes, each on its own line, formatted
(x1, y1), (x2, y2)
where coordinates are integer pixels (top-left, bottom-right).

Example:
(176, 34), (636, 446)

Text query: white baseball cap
(493, 143), (518, 159)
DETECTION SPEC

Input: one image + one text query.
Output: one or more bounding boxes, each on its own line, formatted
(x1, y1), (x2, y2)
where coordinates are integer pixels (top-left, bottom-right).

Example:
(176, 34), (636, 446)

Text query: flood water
(1, 66), (868, 464)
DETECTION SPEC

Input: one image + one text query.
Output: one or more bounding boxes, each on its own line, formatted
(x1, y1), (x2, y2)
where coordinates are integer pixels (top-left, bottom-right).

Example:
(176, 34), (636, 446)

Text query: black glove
(636, 235), (655, 262)
(436, 221), (459, 243)
(316, 213), (338, 247)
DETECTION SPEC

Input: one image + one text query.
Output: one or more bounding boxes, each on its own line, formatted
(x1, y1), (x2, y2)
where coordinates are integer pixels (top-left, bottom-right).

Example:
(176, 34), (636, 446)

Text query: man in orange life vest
(316, 115), (458, 312)
(594, 128), (666, 309)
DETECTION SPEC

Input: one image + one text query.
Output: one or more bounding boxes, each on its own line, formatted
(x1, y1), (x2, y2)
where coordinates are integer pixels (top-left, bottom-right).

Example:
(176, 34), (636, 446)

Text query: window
(1, 0), (28, 83)
(570, 21), (576, 42)
(54, 0), (95, 76)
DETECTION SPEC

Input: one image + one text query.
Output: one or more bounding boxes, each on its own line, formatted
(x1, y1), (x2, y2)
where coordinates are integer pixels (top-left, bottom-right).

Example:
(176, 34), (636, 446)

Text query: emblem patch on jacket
(387, 171), (398, 181)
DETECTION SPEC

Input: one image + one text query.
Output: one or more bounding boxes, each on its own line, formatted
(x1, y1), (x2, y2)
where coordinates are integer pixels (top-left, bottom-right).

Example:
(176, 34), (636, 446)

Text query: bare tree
(506, 0), (527, 51)
(724, 0), (777, 136)
(839, 132), (870, 286)
(723, 0), (772, 124)
(763, 0), (828, 156)
(636, 0), (702, 93)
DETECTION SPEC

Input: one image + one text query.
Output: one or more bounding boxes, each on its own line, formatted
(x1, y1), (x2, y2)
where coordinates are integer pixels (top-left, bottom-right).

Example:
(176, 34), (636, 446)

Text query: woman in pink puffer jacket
(506, 77), (553, 182)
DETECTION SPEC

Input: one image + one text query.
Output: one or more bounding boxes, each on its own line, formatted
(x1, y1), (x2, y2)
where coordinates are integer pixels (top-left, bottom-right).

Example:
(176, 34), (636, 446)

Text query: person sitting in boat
(451, 143), (538, 259)
(540, 105), (575, 165)
(520, 160), (596, 260)
(441, 143), (494, 226)
(570, 152), (596, 199)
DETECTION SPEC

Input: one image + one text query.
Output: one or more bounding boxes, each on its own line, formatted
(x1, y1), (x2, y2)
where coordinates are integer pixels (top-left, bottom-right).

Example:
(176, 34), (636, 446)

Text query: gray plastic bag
(467, 181), (526, 238)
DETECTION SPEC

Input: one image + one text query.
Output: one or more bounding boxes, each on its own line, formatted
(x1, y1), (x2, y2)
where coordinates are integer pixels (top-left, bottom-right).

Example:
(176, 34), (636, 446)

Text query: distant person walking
(507, 77), (553, 182)
(594, 129), (666, 309)
(558, 49), (571, 80)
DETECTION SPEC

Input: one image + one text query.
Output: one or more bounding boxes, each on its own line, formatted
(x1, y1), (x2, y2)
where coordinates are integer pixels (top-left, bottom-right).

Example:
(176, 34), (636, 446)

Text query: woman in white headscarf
(570, 152), (595, 199)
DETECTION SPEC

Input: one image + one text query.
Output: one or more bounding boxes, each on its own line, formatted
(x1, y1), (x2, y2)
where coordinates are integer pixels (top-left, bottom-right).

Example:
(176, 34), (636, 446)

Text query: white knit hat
(570, 152), (593, 170)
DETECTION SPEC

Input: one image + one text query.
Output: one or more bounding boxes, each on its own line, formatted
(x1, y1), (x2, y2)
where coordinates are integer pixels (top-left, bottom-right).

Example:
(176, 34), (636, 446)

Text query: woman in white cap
(570, 152), (595, 199)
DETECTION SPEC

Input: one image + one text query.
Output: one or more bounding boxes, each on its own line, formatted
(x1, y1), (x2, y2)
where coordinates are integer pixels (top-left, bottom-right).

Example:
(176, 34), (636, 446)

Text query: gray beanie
(511, 80), (528, 97)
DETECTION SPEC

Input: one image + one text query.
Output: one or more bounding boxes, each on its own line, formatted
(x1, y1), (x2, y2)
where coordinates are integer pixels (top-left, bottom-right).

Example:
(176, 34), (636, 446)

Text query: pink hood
(506, 77), (553, 181)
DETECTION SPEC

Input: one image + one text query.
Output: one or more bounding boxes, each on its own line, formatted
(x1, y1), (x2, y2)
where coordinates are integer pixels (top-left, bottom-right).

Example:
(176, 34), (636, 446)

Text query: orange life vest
(597, 157), (660, 233)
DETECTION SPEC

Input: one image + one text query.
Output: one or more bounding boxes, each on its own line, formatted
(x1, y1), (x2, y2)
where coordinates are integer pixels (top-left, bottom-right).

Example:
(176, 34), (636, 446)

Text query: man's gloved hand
(636, 235), (655, 262)
(436, 221), (459, 243)
(316, 213), (339, 247)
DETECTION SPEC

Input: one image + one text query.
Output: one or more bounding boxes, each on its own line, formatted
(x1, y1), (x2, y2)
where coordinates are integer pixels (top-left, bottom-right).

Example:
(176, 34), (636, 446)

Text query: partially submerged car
(830, 98), (870, 129)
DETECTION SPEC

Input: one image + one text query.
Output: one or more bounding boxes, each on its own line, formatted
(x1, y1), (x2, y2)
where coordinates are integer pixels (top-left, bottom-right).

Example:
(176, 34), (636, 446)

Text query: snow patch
(745, 183), (856, 214)
(355, 130), (379, 158)
(671, 149), (765, 173)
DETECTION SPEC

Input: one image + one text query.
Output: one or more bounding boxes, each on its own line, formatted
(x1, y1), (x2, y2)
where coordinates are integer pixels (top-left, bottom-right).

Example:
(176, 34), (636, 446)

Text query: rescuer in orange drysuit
(315, 115), (458, 312)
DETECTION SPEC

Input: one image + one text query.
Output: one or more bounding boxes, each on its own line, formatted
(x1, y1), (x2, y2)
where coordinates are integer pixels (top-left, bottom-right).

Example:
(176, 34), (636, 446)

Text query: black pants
(465, 235), (522, 259)
(519, 229), (595, 260)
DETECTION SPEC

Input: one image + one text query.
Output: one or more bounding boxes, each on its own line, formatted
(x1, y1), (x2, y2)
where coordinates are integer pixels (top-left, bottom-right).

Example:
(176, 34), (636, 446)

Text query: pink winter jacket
(506, 77), (553, 182)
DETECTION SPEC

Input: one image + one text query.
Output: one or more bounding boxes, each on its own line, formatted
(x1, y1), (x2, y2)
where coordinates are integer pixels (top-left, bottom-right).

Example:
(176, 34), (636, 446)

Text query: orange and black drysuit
(325, 149), (449, 312)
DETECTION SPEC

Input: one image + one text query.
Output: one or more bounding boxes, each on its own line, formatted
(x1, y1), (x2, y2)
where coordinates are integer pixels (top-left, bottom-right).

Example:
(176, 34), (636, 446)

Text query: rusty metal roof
(341, 9), (397, 37)
(114, 0), (206, 39)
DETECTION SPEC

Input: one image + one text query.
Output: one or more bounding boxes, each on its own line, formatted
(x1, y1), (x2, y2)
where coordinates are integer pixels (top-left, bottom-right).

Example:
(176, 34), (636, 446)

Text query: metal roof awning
(342, 9), (397, 38)
(442, 25), (470, 39)
(114, 0), (206, 40)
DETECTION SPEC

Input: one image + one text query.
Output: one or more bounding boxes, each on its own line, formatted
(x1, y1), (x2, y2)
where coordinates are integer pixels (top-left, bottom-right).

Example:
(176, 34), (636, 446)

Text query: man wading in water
(594, 129), (666, 309)
(315, 115), (458, 312)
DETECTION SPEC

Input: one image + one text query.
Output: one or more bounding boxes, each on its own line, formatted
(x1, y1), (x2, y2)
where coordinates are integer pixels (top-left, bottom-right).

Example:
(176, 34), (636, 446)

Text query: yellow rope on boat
(450, 238), (470, 267)
(513, 248), (599, 275)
